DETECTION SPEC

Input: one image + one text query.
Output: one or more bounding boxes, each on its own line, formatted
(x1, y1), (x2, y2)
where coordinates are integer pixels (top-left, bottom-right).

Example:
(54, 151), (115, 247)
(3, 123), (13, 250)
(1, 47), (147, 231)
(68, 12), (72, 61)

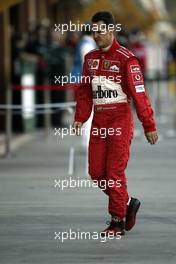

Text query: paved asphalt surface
(0, 130), (176, 264)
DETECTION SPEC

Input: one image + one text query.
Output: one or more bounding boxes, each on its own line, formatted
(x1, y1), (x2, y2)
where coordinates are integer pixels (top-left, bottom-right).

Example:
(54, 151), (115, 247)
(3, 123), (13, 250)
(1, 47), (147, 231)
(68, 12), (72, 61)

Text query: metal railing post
(5, 83), (12, 157)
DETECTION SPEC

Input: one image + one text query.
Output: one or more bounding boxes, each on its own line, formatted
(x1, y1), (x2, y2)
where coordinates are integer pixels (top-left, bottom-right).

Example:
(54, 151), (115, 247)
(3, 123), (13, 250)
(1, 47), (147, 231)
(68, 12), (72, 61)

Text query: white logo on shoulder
(130, 65), (140, 73)
(135, 85), (145, 93)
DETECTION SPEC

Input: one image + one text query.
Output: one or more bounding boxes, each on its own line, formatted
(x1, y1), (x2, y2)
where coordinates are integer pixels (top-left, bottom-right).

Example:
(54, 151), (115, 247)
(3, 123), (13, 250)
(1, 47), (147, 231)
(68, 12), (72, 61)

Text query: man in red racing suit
(73, 11), (158, 236)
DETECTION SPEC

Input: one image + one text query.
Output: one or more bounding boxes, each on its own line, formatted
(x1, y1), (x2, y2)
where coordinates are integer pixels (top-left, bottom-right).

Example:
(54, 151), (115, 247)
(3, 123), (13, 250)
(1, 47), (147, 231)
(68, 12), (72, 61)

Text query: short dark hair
(91, 11), (115, 26)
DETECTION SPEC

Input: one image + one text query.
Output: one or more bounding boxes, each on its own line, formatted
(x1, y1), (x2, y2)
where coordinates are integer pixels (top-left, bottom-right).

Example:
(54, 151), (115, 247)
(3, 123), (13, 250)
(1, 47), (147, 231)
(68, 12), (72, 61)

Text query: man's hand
(145, 131), (158, 145)
(73, 121), (83, 136)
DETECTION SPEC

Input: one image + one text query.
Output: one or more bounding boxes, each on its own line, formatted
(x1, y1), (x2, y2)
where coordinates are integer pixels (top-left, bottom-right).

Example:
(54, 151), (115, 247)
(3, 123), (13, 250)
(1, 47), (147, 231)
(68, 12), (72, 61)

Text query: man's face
(91, 20), (114, 49)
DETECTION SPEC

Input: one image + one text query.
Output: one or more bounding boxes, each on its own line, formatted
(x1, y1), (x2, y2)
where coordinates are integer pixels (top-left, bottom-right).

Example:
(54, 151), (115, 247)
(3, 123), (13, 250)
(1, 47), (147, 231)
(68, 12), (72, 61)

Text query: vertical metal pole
(68, 147), (75, 176)
(44, 87), (51, 137)
(5, 84), (12, 157)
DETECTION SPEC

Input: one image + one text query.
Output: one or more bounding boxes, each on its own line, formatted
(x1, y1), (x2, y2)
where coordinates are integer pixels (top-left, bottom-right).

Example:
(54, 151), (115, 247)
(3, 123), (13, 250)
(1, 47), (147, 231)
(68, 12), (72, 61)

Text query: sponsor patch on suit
(130, 65), (140, 73)
(135, 85), (145, 93)
(102, 60), (120, 72)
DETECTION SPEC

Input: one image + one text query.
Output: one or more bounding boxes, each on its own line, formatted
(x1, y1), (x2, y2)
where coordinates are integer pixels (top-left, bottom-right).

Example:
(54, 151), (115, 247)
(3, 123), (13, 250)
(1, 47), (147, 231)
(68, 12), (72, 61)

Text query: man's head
(91, 11), (115, 49)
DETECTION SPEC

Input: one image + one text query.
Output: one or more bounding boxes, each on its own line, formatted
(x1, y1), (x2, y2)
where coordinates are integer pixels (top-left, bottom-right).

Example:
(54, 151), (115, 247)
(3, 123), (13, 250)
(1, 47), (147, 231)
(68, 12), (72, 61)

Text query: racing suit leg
(88, 114), (109, 195)
(106, 104), (132, 220)
(88, 104), (132, 220)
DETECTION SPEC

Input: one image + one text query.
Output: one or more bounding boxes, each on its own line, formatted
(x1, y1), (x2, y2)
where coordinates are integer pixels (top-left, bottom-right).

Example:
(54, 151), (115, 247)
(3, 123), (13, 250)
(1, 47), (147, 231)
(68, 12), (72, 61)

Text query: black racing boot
(101, 219), (125, 237)
(125, 197), (141, 231)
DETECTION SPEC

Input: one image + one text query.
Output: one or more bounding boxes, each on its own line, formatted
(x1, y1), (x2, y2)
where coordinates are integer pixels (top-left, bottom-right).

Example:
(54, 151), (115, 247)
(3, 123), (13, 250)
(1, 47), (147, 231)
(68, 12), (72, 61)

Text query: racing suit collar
(100, 38), (120, 55)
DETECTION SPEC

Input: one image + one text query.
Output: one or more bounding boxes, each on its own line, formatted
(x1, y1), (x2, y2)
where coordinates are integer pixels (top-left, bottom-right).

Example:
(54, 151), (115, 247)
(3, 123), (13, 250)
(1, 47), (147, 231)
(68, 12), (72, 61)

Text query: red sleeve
(126, 57), (156, 133)
(74, 57), (93, 123)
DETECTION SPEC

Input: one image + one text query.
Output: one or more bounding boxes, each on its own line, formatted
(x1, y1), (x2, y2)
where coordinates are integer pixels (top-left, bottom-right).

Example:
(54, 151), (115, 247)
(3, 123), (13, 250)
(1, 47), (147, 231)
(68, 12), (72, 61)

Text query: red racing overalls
(75, 39), (156, 220)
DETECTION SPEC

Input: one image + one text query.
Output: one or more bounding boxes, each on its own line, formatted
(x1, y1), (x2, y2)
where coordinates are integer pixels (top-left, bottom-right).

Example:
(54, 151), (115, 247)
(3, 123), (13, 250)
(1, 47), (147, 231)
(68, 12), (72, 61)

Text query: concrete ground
(0, 133), (34, 156)
(0, 131), (176, 264)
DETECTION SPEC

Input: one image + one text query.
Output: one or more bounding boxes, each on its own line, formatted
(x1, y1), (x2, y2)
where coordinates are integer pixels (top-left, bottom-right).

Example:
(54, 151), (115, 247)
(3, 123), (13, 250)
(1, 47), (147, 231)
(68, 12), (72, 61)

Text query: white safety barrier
(0, 102), (76, 110)
(0, 102), (76, 159)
